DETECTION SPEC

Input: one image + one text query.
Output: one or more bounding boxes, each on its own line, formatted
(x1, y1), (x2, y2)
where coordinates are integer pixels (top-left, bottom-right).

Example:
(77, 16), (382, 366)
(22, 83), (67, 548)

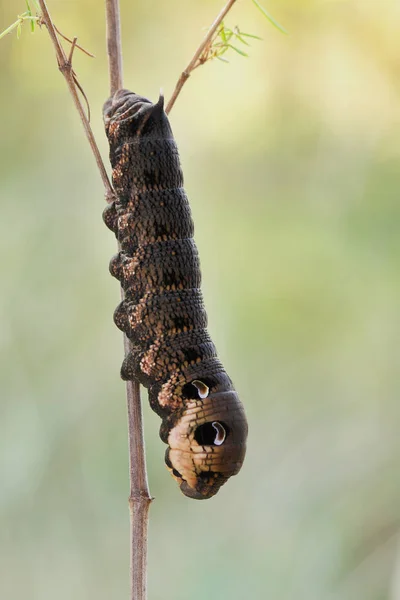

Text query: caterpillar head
(165, 390), (248, 500)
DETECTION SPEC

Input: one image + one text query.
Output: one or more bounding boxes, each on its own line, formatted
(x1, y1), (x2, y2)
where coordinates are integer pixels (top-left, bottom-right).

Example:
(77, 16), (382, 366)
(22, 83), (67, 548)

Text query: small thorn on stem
(68, 36), (78, 65)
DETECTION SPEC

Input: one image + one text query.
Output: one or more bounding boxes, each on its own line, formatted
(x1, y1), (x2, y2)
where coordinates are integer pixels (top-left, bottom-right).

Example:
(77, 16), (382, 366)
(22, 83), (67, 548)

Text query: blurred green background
(1, 0), (400, 598)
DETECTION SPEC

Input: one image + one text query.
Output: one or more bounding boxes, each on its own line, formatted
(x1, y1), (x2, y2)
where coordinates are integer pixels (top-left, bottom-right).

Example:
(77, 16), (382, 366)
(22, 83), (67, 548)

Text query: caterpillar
(103, 89), (248, 499)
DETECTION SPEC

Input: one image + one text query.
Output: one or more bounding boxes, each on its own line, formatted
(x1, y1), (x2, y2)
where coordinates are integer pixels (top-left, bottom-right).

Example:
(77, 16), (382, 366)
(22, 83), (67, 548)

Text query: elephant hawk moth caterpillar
(103, 89), (248, 499)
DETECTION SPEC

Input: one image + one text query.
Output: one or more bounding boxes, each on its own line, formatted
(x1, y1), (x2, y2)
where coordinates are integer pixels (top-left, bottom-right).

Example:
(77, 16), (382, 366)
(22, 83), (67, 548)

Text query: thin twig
(125, 340), (152, 600)
(105, 0), (124, 95)
(53, 23), (95, 58)
(66, 37), (92, 123)
(67, 36), (78, 64)
(38, 2), (151, 598)
(166, 0), (237, 114)
(72, 70), (92, 124)
(105, 3), (152, 600)
(37, 0), (114, 201)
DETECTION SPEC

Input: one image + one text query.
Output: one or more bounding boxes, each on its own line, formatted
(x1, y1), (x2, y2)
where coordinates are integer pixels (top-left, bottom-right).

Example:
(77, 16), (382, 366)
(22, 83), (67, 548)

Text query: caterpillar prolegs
(103, 89), (248, 499)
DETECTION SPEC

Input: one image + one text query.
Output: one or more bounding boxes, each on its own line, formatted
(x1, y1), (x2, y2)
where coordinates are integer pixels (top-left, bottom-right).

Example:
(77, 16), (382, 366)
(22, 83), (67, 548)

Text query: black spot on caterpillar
(103, 89), (248, 499)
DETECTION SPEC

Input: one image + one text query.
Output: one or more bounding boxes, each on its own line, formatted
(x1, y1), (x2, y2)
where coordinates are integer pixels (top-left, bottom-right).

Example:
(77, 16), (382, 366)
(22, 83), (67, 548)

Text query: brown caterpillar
(103, 89), (248, 499)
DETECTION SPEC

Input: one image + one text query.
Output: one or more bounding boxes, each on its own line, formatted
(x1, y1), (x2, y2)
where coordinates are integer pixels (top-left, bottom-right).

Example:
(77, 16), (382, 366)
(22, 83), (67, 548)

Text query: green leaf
(216, 45), (229, 57)
(252, 0), (288, 35)
(224, 29), (233, 43)
(25, 1), (35, 31)
(17, 22), (22, 39)
(239, 32), (263, 41)
(227, 44), (249, 57)
(216, 55), (230, 63)
(0, 20), (19, 40)
(234, 31), (251, 46)
(25, 2), (36, 32)
(219, 23), (227, 43)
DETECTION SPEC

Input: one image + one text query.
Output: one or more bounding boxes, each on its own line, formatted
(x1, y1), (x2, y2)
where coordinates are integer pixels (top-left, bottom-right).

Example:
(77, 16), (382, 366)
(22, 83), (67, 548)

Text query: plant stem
(105, 0), (124, 94)
(38, 1), (152, 598)
(165, 0), (237, 114)
(105, 2), (152, 600)
(37, 0), (114, 201)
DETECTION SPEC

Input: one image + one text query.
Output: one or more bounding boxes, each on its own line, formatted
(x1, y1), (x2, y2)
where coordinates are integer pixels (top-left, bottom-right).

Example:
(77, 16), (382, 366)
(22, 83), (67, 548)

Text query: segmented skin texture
(103, 89), (248, 499)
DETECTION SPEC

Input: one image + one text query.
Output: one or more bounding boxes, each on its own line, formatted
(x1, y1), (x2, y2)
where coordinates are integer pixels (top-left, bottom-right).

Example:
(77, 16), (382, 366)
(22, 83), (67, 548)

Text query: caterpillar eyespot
(192, 379), (209, 399)
(212, 422), (227, 446)
(103, 89), (248, 500)
(194, 421), (227, 446)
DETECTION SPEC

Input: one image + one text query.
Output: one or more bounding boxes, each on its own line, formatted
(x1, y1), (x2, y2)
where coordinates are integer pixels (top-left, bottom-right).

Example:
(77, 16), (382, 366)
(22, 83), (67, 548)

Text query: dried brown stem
(166, 0), (237, 114)
(53, 23), (95, 58)
(38, 1), (151, 598)
(72, 69), (92, 124)
(67, 36), (78, 65)
(105, 2), (152, 600)
(105, 0), (124, 95)
(37, 0), (113, 200)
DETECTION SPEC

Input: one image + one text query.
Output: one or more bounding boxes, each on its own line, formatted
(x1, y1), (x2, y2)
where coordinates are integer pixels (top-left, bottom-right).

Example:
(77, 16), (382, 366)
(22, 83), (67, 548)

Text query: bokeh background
(1, 0), (400, 598)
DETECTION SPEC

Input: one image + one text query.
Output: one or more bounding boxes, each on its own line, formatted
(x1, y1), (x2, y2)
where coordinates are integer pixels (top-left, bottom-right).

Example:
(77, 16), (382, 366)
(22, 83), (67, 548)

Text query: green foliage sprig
(252, 0), (288, 35)
(0, 1), (41, 40)
(198, 1), (287, 67)
(208, 24), (262, 63)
